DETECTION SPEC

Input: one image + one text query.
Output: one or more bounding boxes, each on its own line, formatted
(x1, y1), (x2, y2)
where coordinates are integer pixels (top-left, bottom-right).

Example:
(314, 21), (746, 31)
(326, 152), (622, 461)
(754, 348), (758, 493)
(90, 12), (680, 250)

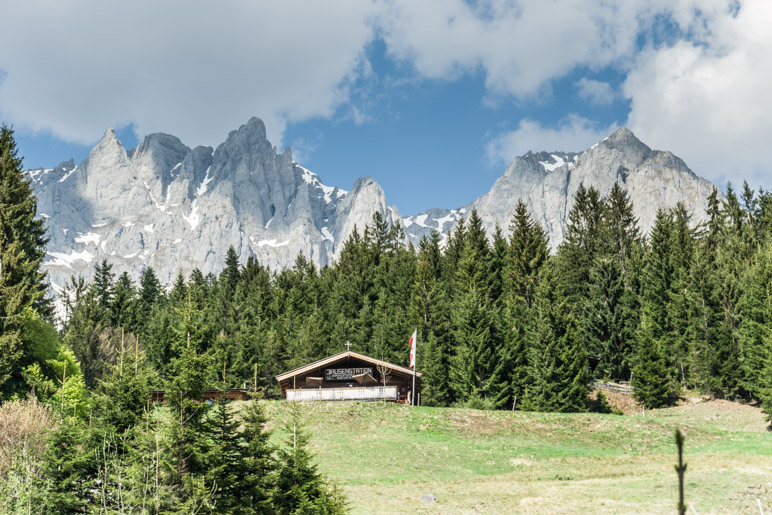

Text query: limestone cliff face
(29, 122), (719, 296)
(403, 127), (718, 248)
(28, 117), (400, 292)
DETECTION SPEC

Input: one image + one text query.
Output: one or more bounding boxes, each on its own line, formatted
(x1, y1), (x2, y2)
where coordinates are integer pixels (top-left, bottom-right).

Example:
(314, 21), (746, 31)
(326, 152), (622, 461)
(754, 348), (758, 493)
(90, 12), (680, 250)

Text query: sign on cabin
(325, 367), (373, 381)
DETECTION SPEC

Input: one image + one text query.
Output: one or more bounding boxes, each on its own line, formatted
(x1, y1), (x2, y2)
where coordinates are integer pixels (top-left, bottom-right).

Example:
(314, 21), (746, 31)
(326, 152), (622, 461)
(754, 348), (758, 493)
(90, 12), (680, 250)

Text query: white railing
(286, 386), (399, 402)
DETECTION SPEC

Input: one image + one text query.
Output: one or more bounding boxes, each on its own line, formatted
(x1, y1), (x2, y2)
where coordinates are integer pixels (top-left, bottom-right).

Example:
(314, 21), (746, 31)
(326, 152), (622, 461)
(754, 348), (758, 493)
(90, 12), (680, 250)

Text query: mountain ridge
(27, 120), (718, 298)
(402, 127), (717, 248)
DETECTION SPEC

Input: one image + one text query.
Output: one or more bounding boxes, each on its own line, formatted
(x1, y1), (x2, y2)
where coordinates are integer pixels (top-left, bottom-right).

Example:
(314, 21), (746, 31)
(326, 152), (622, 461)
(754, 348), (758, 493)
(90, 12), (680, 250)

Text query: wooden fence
(590, 381), (635, 395)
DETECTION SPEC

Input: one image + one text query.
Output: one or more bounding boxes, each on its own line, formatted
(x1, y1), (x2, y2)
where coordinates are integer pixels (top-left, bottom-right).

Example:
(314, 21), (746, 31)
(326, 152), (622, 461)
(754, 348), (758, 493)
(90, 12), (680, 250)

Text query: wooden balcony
(286, 386), (399, 402)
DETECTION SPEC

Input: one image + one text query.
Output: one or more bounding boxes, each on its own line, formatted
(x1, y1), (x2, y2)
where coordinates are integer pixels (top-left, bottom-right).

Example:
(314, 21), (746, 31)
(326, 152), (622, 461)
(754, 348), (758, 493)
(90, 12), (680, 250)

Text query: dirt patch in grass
(591, 389), (640, 415)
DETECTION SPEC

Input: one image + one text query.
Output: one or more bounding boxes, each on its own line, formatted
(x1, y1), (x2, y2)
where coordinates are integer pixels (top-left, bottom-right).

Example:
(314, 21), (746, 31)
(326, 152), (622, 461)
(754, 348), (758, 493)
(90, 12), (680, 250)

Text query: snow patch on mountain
(74, 232), (100, 246)
(45, 250), (95, 269)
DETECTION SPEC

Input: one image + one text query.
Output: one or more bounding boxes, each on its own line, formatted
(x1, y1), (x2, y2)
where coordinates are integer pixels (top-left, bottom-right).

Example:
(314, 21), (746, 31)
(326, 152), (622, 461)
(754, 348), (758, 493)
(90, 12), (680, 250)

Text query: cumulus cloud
(0, 1), (379, 148)
(377, 0), (673, 99)
(624, 0), (772, 188)
(2, 0), (767, 193)
(576, 78), (615, 106)
(486, 115), (617, 163)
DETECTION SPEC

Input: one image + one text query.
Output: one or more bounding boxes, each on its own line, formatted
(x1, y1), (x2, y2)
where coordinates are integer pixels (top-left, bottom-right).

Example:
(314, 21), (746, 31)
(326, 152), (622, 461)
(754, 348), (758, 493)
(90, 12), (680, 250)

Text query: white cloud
(377, 0), (673, 99)
(576, 78), (615, 106)
(486, 115), (617, 163)
(2, 0), (767, 195)
(0, 1), (379, 148)
(624, 0), (772, 188)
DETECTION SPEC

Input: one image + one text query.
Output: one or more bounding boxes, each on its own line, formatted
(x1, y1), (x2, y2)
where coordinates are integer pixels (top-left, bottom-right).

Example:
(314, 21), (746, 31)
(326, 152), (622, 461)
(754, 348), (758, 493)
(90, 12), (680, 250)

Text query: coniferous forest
(3, 118), (772, 512)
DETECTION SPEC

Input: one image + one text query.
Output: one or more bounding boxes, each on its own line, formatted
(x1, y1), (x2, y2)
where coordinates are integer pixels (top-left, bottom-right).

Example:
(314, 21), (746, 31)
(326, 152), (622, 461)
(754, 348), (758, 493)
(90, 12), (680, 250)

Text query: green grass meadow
(260, 398), (772, 514)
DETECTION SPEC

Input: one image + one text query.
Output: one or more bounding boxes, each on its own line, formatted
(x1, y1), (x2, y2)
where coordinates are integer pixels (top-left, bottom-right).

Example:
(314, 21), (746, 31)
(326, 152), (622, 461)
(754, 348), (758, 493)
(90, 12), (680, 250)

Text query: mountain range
(26, 117), (718, 294)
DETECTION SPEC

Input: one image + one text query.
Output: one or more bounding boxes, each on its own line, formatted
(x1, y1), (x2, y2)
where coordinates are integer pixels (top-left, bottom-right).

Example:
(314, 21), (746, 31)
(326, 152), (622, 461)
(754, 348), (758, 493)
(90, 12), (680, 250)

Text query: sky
(1, 0), (770, 215)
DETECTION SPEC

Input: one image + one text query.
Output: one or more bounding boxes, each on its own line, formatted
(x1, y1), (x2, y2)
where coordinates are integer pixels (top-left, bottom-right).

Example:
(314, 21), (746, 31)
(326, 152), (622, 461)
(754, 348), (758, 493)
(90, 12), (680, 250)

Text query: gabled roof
(275, 350), (422, 382)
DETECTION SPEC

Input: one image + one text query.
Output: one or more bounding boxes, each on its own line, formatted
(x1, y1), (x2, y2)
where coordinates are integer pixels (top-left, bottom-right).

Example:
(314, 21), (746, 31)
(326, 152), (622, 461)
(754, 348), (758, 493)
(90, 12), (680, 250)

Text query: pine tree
(504, 199), (548, 309)
(585, 259), (638, 381)
(632, 320), (676, 408)
(451, 210), (499, 402)
(93, 259), (115, 311)
(274, 404), (345, 514)
(737, 243), (772, 399)
(603, 182), (641, 269)
(412, 233), (454, 406)
(0, 125), (49, 396)
(206, 397), (243, 513)
(524, 264), (589, 412)
(236, 395), (276, 512)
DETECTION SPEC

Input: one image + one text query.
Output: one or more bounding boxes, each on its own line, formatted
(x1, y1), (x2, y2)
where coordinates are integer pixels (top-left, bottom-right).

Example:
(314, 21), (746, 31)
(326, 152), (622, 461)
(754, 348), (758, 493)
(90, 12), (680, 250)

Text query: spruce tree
(505, 199), (548, 309)
(93, 259), (115, 311)
(274, 404), (345, 514)
(524, 264), (589, 412)
(236, 394), (276, 511)
(412, 233), (454, 406)
(164, 291), (212, 497)
(585, 259), (637, 381)
(451, 210), (499, 402)
(41, 419), (93, 513)
(737, 243), (772, 399)
(0, 125), (49, 396)
(206, 397), (243, 512)
(558, 184), (605, 302)
(632, 320), (675, 408)
(603, 182), (641, 269)
(488, 201), (549, 409)
(110, 271), (137, 328)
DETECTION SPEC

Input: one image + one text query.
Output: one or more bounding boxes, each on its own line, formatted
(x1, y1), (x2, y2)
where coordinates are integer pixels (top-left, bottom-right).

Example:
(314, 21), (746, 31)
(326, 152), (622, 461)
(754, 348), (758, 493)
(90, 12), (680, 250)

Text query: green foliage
(274, 403), (346, 514)
(524, 264), (589, 412)
(0, 125), (50, 397)
(632, 322), (676, 408)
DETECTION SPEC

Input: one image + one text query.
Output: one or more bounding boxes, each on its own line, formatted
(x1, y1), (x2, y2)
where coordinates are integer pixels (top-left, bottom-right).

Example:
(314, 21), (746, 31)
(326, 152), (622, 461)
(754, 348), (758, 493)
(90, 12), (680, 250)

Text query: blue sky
(2, 1), (770, 215)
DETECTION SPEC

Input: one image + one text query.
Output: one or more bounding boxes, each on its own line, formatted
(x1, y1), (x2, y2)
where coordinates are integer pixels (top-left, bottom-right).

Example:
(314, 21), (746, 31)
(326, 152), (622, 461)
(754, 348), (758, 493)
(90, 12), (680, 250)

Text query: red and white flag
(409, 329), (417, 368)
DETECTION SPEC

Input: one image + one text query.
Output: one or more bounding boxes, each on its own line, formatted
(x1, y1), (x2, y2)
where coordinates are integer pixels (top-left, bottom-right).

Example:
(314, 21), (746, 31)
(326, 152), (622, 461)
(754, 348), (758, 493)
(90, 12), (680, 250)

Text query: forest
(45, 182), (771, 415)
(2, 121), (772, 512)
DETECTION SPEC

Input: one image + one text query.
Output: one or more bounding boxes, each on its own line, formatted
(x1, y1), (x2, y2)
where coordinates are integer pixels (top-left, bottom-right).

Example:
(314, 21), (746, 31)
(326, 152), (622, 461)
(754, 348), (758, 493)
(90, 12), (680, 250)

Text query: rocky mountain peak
(404, 128), (719, 249)
(593, 127), (651, 163)
(30, 117), (401, 297)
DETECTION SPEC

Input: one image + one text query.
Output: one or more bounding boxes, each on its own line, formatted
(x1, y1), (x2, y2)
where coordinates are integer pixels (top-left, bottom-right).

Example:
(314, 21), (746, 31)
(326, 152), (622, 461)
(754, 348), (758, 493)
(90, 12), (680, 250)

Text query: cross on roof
(345, 341), (353, 351)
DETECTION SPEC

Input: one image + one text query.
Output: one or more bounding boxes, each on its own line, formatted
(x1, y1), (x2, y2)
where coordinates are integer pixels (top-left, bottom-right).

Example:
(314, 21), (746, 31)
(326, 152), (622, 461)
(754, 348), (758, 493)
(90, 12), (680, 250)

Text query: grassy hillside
(260, 397), (772, 514)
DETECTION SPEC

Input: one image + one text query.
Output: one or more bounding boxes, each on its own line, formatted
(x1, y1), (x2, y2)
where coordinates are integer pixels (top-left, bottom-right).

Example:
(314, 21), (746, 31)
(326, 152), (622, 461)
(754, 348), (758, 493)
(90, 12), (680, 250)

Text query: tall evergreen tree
(585, 258), (638, 381)
(450, 210), (499, 402)
(524, 264), (589, 412)
(504, 199), (548, 310)
(412, 233), (454, 406)
(92, 259), (115, 312)
(274, 404), (345, 514)
(0, 125), (49, 396)
(632, 319), (676, 408)
(603, 182), (641, 269)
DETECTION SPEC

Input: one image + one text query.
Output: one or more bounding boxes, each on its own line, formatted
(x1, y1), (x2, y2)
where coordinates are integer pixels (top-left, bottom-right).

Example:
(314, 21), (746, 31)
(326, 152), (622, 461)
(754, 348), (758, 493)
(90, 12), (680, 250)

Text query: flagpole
(412, 328), (416, 406)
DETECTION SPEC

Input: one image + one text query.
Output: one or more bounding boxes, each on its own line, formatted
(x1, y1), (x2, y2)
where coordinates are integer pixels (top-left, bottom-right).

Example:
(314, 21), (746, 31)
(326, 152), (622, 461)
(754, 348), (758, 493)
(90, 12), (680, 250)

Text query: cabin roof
(275, 350), (422, 382)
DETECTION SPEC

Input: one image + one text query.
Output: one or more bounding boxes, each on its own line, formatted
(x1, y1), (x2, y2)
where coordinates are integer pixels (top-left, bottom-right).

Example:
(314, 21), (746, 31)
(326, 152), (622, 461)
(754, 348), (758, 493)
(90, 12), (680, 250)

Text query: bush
(455, 396), (497, 411)
(0, 395), (56, 478)
(0, 395), (57, 512)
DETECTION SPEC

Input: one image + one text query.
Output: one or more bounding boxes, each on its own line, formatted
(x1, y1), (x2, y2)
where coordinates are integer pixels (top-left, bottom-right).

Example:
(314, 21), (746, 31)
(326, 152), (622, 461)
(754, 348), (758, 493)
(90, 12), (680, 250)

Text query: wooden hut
(275, 350), (421, 404)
